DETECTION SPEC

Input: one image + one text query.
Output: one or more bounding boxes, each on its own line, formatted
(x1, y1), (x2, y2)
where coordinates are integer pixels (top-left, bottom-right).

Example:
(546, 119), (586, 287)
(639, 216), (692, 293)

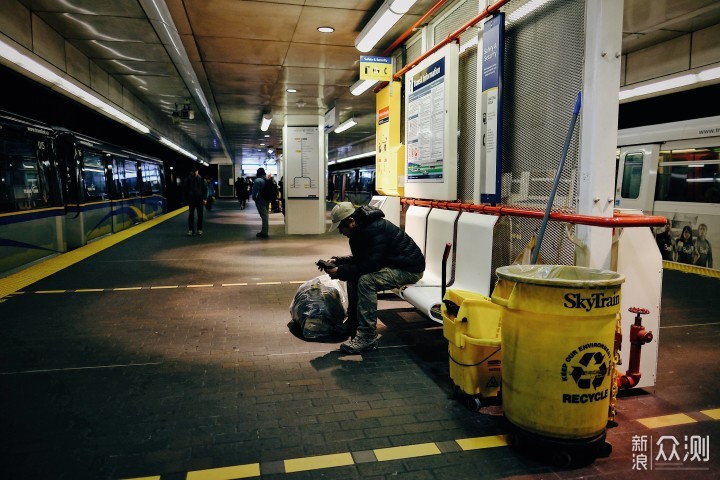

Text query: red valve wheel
(628, 307), (650, 315)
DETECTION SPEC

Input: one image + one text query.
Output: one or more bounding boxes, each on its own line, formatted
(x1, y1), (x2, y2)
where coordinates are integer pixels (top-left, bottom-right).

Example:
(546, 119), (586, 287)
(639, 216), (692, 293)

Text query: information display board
(404, 43), (458, 200)
(286, 126), (320, 198)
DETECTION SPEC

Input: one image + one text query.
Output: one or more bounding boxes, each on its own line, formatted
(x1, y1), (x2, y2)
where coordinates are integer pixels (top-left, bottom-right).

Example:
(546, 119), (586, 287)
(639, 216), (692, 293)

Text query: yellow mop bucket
(442, 289), (502, 401)
(493, 264), (624, 440)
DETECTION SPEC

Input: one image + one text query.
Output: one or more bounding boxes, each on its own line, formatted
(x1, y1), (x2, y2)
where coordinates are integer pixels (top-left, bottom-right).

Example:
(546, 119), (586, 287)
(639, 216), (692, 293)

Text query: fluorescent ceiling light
(160, 137), (198, 160)
(619, 64), (720, 101)
(329, 150), (376, 165)
(351, 78), (378, 96)
(261, 114), (272, 131)
(0, 38), (150, 134)
(334, 118), (357, 133)
(355, 0), (417, 52)
(317, 26), (335, 33)
(286, 88), (297, 93)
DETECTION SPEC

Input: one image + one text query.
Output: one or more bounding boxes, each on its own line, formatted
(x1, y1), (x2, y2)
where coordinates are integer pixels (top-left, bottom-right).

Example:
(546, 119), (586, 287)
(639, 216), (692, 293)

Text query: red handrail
(400, 197), (668, 228)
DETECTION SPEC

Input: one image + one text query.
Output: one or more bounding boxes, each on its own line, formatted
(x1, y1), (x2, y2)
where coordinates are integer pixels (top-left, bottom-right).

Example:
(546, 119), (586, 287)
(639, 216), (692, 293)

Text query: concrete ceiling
(14, 0), (720, 164)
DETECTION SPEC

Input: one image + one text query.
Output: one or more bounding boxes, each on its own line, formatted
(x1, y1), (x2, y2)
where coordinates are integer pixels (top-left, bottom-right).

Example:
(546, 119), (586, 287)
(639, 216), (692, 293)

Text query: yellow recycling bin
(442, 289), (502, 405)
(492, 264), (624, 441)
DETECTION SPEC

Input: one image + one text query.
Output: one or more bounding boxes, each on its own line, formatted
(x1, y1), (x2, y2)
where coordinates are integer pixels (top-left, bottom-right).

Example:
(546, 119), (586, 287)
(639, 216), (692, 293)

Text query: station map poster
(479, 13), (505, 204)
(404, 43), (458, 200)
(286, 126), (320, 198)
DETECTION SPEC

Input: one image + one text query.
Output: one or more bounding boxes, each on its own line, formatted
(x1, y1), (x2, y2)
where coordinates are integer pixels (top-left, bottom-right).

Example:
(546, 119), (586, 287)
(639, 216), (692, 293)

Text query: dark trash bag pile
(289, 275), (347, 340)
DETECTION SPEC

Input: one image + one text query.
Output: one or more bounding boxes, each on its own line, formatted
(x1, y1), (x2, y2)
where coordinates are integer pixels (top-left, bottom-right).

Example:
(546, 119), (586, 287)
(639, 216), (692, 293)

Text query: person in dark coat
(251, 167), (269, 238)
(235, 176), (247, 209)
(183, 165), (207, 235)
(321, 202), (425, 354)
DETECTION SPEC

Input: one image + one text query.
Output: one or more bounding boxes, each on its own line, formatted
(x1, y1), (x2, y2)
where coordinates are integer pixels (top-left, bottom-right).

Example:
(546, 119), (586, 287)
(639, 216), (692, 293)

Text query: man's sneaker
(198, 230), (203, 235)
(340, 336), (378, 354)
(187, 230), (194, 236)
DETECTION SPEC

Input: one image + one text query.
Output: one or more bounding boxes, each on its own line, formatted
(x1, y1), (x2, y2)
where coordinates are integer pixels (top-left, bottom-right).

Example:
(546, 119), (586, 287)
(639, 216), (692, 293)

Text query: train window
(141, 162), (162, 194)
(0, 138), (52, 212)
(655, 147), (720, 203)
(122, 160), (139, 197)
(82, 151), (108, 201)
(620, 152), (643, 199)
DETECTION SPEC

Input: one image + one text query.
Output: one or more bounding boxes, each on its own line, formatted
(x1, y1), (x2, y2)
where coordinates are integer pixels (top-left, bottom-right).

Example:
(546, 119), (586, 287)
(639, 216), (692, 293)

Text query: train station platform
(0, 199), (718, 479)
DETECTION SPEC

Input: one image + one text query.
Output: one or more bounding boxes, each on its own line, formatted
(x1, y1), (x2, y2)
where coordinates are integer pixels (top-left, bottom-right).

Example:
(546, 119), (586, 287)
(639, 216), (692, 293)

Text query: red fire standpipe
(618, 307), (654, 389)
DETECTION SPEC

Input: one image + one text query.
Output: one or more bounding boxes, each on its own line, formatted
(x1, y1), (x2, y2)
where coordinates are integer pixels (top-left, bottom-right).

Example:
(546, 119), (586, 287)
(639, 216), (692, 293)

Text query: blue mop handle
(531, 92), (582, 264)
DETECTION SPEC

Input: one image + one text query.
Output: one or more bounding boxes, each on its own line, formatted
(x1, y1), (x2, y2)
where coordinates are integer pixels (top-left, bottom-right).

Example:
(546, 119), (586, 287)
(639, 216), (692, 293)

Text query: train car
(616, 116), (719, 271)
(55, 131), (166, 249)
(0, 112), (65, 274)
(328, 160), (376, 206)
(0, 111), (166, 276)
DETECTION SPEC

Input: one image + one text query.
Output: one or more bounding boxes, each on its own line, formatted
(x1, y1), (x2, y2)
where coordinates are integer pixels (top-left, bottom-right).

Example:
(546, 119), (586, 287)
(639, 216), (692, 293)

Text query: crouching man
(322, 202), (425, 354)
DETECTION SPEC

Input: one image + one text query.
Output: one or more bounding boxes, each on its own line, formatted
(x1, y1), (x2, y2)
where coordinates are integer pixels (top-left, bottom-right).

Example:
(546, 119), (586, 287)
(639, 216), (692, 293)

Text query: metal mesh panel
(488, 0), (586, 277)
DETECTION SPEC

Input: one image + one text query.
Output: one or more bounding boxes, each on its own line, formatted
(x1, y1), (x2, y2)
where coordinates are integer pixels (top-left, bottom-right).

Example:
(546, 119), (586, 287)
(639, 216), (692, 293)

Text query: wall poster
(404, 43), (458, 200)
(286, 126), (320, 198)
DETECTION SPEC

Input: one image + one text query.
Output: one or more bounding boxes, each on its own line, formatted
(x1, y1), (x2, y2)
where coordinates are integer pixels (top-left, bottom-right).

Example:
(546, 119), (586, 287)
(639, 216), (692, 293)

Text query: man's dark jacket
(184, 174), (207, 205)
(333, 206), (425, 281)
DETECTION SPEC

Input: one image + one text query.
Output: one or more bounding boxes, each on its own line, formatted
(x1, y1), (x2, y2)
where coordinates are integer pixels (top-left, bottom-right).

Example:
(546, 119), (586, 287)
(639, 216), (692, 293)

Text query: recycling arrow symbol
(570, 351), (607, 389)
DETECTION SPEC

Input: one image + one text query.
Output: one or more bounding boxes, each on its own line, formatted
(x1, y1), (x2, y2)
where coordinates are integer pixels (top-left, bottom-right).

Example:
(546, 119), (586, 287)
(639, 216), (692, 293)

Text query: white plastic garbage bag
(289, 274), (348, 339)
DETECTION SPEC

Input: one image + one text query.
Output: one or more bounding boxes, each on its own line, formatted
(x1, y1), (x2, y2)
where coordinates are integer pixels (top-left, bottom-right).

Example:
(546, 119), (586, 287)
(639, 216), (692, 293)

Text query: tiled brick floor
(1, 200), (717, 479)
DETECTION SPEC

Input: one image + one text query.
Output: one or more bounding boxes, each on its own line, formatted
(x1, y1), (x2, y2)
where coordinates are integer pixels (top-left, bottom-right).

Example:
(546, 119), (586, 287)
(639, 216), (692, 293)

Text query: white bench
(400, 208), (459, 320)
(403, 205), (431, 254)
(401, 211), (497, 323)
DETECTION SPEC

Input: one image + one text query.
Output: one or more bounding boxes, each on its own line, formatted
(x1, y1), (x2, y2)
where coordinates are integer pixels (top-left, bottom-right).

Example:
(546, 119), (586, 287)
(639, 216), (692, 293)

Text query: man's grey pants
(346, 267), (423, 339)
(256, 201), (269, 235)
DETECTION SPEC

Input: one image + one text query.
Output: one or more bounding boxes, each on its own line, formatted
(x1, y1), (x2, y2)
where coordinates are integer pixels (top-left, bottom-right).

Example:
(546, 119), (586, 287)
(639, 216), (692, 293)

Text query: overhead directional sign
(360, 56), (392, 81)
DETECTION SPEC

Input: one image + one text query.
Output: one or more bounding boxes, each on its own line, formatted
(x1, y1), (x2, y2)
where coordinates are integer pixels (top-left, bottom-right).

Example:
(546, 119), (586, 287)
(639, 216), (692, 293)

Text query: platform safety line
(636, 407), (720, 429)
(0, 362), (163, 375)
(662, 260), (720, 279)
(125, 434), (509, 480)
(0, 207), (187, 300)
(14, 281), (310, 295)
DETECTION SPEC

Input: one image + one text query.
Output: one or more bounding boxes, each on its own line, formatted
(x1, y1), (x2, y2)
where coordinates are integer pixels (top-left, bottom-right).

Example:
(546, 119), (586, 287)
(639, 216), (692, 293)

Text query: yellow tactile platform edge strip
(122, 435), (507, 480)
(662, 260), (720, 279)
(121, 409), (720, 480)
(0, 208), (187, 300)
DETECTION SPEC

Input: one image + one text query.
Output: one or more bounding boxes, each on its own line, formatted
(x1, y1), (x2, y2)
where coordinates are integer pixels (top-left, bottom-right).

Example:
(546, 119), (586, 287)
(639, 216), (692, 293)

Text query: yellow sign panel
(360, 56), (393, 81)
(375, 81), (404, 196)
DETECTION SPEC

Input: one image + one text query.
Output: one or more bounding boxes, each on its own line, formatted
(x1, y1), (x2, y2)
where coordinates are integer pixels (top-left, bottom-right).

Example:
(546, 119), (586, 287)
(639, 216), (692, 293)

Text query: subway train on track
(0, 111), (167, 276)
(616, 115), (719, 272)
(327, 160), (376, 206)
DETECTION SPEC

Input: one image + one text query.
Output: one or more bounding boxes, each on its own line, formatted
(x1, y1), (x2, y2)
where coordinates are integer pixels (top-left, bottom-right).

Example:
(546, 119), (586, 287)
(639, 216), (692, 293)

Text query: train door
(112, 157), (131, 231)
(614, 144), (659, 212)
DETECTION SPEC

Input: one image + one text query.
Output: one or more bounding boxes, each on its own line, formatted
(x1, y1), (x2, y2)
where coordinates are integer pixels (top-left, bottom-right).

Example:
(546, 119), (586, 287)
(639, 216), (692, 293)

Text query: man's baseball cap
(329, 202), (355, 232)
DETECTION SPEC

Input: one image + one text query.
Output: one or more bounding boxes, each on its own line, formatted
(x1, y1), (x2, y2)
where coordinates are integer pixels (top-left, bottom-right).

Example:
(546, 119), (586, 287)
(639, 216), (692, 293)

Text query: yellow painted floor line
(637, 413), (697, 429)
(456, 434), (510, 450)
(222, 283), (248, 286)
(700, 408), (720, 420)
(257, 281), (282, 285)
(0, 207), (186, 300)
(187, 284), (214, 288)
(186, 463), (260, 480)
(36, 290), (65, 294)
(150, 285), (179, 289)
(284, 452), (354, 473)
(374, 443), (441, 461)
(75, 288), (104, 292)
(114, 287), (142, 291)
